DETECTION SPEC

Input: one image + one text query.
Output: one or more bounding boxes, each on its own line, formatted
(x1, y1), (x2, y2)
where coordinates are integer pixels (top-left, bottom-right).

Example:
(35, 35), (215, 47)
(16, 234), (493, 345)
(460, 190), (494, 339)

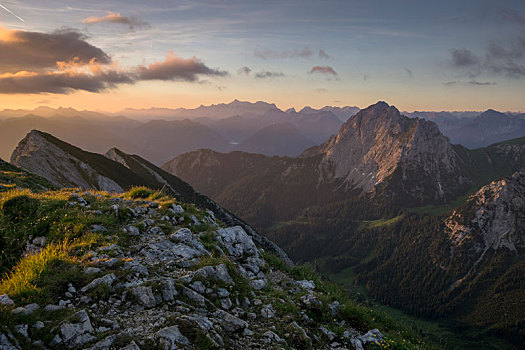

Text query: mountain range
(160, 102), (525, 345)
(1, 100), (525, 167)
(3, 99), (525, 347)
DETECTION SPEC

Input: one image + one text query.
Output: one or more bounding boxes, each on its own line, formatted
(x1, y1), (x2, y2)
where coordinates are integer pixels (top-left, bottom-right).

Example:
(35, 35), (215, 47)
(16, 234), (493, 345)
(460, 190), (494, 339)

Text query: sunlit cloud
(0, 26), (228, 94)
(0, 27), (110, 72)
(308, 66), (338, 77)
(82, 12), (150, 30)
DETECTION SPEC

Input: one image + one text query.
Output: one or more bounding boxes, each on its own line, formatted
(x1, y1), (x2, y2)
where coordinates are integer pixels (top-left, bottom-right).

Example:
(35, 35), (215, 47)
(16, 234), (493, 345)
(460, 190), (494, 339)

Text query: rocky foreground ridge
(10, 130), (292, 266)
(0, 186), (415, 349)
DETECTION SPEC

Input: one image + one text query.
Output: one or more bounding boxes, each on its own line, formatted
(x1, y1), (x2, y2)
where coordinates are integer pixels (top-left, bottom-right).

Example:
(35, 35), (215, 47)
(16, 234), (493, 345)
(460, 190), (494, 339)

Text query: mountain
(0, 113), (141, 161)
(119, 99), (280, 121)
(162, 102), (525, 346)
(125, 119), (231, 165)
(236, 122), (315, 156)
(408, 110), (525, 148)
(0, 158), (428, 349)
(10, 130), (289, 263)
(304, 101), (472, 203)
(166, 102), (474, 212)
(319, 106), (361, 121)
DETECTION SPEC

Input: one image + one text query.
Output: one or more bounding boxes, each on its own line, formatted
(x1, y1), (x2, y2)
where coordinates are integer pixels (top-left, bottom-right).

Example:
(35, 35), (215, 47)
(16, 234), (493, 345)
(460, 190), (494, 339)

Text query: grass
(358, 214), (405, 230)
(0, 242), (72, 302)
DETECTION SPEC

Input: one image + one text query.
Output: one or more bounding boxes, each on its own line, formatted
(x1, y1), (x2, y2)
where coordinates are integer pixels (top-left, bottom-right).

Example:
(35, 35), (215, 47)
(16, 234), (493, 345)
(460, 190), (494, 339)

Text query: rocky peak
(10, 130), (123, 192)
(446, 170), (525, 252)
(313, 102), (469, 203)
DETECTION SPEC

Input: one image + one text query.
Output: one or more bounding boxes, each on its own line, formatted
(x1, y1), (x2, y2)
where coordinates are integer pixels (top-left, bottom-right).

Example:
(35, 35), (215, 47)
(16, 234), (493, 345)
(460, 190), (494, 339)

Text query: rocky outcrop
(11, 130), (123, 192)
(446, 170), (525, 252)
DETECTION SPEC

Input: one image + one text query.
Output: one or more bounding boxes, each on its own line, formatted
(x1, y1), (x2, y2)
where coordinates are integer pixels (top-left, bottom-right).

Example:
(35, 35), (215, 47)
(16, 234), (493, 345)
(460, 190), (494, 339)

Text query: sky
(0, 0), (524, 112)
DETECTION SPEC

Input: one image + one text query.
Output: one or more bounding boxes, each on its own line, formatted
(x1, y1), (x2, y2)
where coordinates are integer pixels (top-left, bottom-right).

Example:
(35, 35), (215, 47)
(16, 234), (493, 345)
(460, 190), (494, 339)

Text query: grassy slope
(0, 172), (432, 349)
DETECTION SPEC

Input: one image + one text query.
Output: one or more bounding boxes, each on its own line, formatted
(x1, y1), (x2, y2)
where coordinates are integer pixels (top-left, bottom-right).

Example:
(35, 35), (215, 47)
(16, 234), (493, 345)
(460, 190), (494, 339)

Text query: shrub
(126, 186), (154, 199)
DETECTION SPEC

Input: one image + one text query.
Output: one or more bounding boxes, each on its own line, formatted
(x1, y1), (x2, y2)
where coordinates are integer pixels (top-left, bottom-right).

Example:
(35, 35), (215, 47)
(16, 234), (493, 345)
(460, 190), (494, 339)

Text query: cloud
(254, 71), (284, 79)
(0, 68), (133, 94)
(0, 27), (110, 72)
(254, 46), (312, 59)
(468, 80), (496, 86)
(450, 48), (480, 67)
(237, 66), (252, 76)
(0, 27), (228, 94)
(308, 66), (338, 76)
(405, 68), (413, 78)
(135, 51), (227, 82)
(319, 50), (330, 59)
(450, 40), (525, 79)
(502, 9), (525, 26)
(443, 80), (496, 87)
(82, 12), (150, 30)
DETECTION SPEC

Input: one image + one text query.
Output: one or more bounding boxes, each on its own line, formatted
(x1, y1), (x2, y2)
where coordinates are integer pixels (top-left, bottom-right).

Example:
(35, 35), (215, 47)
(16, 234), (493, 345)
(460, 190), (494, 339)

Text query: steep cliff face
(11, 130), (123, 192)
(311, 102), (471, 202)
(446, 170), (525, 252)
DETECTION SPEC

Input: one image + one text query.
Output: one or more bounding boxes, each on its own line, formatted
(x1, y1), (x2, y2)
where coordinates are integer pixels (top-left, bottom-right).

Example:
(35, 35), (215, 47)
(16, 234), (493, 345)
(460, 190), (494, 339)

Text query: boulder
(132, 286), (156, 308)
(156, 326), (190, 349)
(60, 310), (96, 347)
(81, 273), (116, 292)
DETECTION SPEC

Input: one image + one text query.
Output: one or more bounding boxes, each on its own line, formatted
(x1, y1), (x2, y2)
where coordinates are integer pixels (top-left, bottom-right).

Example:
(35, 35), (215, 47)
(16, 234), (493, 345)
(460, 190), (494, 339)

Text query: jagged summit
(311, 102), (470, 202)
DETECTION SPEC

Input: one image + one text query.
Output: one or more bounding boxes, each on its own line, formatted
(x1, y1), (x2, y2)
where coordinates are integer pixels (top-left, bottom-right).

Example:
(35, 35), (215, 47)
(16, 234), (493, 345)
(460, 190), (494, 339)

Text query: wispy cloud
(443, 80), (496, 86)
(237, 66), (252, 76)
(308, 66), (338, 77)
(254, 70), (284, 79)
(254, 46), (312, 59)
(450, 48), (480, 67)
(82, 12), (150, 30)
(319, 50), (330, 59)
(502, 9), (525, 26)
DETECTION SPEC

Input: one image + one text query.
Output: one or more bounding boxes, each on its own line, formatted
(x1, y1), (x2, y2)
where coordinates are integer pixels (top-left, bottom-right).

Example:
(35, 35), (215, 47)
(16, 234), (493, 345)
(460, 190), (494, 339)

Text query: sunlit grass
(0, 241), (72, 299)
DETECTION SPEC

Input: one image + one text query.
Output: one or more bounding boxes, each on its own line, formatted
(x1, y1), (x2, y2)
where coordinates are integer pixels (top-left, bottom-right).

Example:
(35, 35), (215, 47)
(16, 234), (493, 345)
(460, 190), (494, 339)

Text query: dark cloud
(450, 48), (480, 67)
(82, 12), (150, 30)
(0, 27), (110, 72)
(0, 70), (133, 94)
(135, 52), (227, 82)
(254, 71), (284, 79)
(254, 46), (312, 59)
(405, 68), (413, 78)
(237, 66), (252, 76)
(319, 50), (330, 59)
(0, 27), (228, 94)
(308, 66), (338, 76)
(450, 39), (525, 79)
